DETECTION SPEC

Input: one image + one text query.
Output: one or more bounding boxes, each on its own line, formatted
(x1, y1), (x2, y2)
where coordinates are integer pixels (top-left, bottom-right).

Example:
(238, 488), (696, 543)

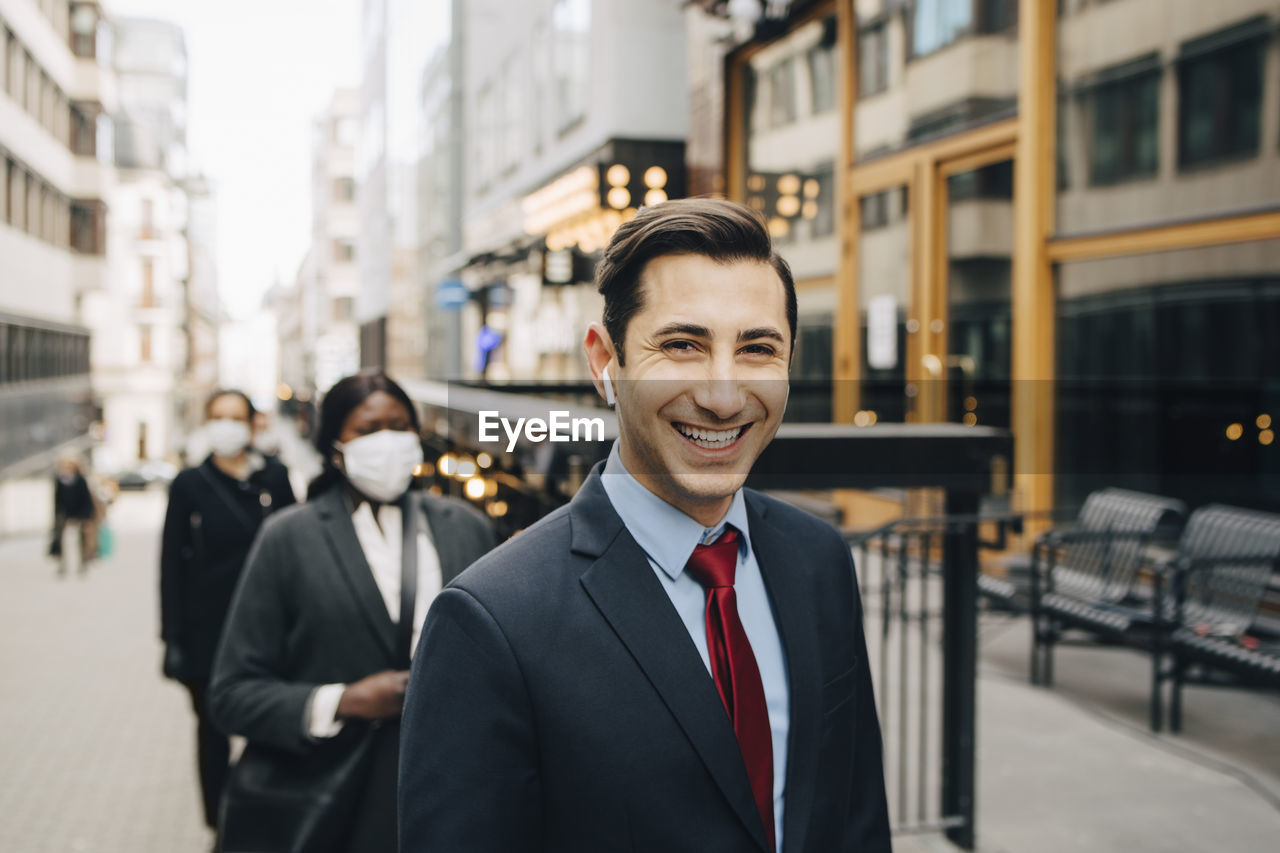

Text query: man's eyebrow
(738, 327), (785, 344)
(652, 322), (712, 339)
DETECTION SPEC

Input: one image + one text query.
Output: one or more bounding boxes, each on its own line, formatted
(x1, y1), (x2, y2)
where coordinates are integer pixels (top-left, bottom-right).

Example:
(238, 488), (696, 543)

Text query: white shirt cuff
(307, 683), (347, 739)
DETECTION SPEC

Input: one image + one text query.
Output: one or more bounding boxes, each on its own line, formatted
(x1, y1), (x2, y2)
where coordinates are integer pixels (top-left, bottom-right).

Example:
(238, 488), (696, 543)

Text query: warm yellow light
(866, 410), (878, 426)
(801, 200), (818, 220)
(464, 477), (486, 500)
(767, 216), (790, 238)
(477, 452), (492, 469)
(1257, 414), (1272, 430)
(962, 413), (978, 426)
(777, 173), (801, 196)
(486, 499), (509, 518)
(1261, 430), (1275, 447)
(607, 186), (631, 210)
(803, 178), (820, 198)
(747, 174), (766, 192)
(276, 383), (293, 401)
(776, 195), (800, 218)
(747, 195), (766, 211)
(439, 453), (458, 476)
(412, 462), (434, 478)
(644, 166), (667, 189)
(606, 164), (630, 187)
(964, 396), (978, 412)
(1226, 423), (1244, 441)
(853, 410), (870, 427)
(484, 478), (499, 498)
(456, 459), (478, 479)
(644, 188), (668, 206)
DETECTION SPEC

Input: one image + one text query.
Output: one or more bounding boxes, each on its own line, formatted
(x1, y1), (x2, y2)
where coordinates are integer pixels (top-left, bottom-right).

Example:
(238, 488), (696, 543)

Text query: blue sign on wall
(436, 278), (469, 309)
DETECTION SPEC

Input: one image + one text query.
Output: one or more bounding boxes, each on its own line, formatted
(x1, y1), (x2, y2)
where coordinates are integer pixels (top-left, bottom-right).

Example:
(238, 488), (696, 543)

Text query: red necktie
(685, 527), (776, 852)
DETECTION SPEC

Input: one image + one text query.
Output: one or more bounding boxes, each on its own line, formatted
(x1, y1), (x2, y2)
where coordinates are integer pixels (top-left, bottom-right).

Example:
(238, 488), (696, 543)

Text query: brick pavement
(0, 488), (211, 852)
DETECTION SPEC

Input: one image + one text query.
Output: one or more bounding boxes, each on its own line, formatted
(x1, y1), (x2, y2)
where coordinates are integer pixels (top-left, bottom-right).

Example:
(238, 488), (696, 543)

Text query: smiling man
(400, 199), (890, 853)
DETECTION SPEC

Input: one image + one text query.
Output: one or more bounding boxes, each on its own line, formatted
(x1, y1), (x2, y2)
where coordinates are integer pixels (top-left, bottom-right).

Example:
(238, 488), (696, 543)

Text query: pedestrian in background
(208, 371), (495, 853)
(50, 452), (99, 577)
(160, 389), (297, 833)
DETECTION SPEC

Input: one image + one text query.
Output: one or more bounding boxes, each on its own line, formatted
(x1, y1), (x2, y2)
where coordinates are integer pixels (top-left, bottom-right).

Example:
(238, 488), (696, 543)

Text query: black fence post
(941, 490), (980, 850)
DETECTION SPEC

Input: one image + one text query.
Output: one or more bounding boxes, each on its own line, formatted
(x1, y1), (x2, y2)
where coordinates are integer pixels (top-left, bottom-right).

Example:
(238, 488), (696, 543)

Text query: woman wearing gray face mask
(206, 371), (497, 853)
(159, 389), (298, 835)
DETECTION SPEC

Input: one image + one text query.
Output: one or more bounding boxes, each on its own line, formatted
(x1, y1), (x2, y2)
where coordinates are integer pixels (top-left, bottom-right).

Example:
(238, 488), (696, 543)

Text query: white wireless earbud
(602, 365), (617, 407)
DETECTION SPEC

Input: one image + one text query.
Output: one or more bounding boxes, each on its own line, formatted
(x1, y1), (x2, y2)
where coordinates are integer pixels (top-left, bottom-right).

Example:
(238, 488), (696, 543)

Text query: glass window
(858, 21), (888, 98)
(1088, 67), (1159, 185)
(333, 176), (356, 202)
(911, 0), (972, 58)
(1177, 34), (1264, 169)
(807, 18), (837, 113)
(552, 0), (590, 131)
(1055, 240), (1280, 511)
(768, 58), (797, 127)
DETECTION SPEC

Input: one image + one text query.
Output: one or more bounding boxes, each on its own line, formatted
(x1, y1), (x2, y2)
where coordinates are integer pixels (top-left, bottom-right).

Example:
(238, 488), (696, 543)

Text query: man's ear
(583, 323), (617, 407)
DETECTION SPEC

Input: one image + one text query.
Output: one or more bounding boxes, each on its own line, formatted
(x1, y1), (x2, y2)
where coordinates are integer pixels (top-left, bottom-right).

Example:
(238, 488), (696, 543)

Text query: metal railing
(846, 513), (1018, 848)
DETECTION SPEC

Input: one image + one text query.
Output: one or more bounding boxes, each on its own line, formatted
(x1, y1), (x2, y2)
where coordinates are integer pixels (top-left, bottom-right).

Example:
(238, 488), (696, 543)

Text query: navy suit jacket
(400, 465), (891, 852)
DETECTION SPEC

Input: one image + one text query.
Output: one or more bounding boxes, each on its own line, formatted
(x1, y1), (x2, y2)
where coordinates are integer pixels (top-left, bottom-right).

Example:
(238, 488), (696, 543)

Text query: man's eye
(663, 340), (697, 352)
(742, 344), (777, 356)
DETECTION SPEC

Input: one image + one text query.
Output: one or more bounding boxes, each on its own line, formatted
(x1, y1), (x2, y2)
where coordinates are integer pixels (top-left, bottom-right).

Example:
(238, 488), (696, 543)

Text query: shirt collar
(600, 441), (751, 582)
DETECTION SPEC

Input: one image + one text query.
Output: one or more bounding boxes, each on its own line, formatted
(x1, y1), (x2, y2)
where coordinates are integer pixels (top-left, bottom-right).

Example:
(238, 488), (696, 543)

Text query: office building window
(333, 176), (355, 202)
(141, 259), (154, 307)
(333, 296), (355, 324)
(768, 58), (797, 127)
(1177, 25), (1265, 168)
(911, 0), (971, 57)
(807, 18), (837, 113)
(552, 0), (590, 132)
(333, 238), (356, 263)
(858, 21), (888, 97)
(1087, 60), (1159, 185)
(139, 326), (152, 363)
(70, 200), (105, 255)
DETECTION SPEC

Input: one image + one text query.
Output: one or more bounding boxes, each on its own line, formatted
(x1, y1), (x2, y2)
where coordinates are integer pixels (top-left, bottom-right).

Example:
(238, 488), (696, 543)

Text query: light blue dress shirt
(601, 442), (790, 850)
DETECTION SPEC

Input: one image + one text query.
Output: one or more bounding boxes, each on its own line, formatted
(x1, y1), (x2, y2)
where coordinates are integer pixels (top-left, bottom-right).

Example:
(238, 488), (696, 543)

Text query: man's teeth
(676, 424), (743, 447)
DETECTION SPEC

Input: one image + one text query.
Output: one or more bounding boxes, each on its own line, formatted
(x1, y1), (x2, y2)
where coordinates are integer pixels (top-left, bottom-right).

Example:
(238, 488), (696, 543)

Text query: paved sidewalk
(0, 489), (210, 852)
(1, 486), (1277, 851)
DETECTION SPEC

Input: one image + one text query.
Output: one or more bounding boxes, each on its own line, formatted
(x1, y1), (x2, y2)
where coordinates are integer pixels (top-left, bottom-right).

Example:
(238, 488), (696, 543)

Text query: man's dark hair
(205, 388), (256, 420)
(307, 370), (421, 499)
(594, 198), (797, 365)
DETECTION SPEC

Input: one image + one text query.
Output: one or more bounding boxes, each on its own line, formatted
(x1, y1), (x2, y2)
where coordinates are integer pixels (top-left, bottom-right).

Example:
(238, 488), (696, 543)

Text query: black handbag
(218, 724), (376, 853)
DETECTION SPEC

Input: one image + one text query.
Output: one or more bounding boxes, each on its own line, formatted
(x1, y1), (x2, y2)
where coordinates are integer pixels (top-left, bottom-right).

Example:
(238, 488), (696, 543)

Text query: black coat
(400, 465), (891, 853)
(160, 455), (296, 683)
(53, 473), (96, 520)
(208, 486), (497, 853)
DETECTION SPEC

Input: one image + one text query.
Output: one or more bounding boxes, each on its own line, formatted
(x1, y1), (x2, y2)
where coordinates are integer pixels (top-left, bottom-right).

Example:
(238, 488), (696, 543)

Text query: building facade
(306, 88), (360, 395)
(89, 14), (191, 470)
(690, 0), (1280, 514)
(452, 0), (688, 383)
(0, 0), (113, 489)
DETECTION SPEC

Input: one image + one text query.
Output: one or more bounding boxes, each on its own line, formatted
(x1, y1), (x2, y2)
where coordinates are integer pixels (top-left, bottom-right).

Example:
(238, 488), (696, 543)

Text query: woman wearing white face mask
(208, 371), (497, 853)
(159, 389), (297, 835)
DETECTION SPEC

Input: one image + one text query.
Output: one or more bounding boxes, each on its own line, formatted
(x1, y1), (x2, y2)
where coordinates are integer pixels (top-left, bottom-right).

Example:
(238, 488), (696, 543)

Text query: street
(0, 489), (210, 852)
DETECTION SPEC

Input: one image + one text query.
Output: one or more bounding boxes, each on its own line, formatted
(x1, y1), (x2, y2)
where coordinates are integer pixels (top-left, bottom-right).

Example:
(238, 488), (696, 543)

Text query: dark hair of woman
(307, 370), (421, 500)
(205, 389), (256, 420)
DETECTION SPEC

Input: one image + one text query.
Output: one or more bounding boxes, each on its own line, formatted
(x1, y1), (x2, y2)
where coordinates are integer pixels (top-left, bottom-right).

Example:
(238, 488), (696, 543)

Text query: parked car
(114, 460), (178, 490)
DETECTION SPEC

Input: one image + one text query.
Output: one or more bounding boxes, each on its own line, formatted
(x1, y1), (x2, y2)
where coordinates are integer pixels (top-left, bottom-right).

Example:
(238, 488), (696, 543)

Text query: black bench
(1028, 489), (1186, 705)
(1156, 505), (1280, 732)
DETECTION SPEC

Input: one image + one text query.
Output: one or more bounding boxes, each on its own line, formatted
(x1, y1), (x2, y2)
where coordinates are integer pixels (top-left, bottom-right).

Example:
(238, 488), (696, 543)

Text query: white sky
(106, 0), (361, 320)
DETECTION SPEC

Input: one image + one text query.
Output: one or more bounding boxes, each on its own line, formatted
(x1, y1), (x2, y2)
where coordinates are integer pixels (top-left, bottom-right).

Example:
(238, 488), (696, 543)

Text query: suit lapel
(421, 496), (468, 586)
(314, 487), (397, 662)
(747, 492), (822, 853)
(573, 470), (772, 853)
